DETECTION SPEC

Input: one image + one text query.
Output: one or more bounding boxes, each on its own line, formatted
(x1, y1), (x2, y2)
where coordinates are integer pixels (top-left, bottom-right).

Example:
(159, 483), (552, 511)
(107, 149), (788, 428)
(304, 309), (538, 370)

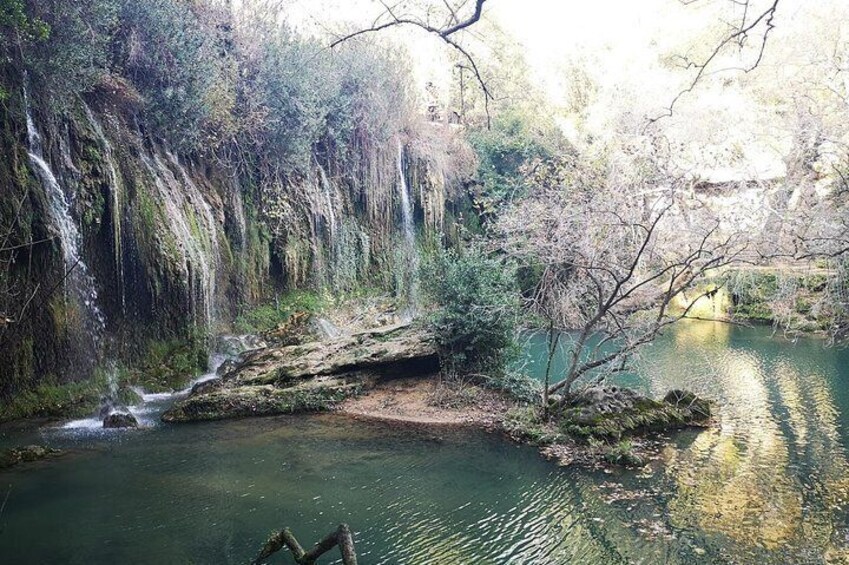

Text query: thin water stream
(0, 322), (848, 563)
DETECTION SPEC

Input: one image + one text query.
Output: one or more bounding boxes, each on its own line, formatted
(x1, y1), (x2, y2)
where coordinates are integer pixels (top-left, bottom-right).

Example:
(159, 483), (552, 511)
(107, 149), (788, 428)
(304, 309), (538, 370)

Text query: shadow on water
(0, 321), (848, 563)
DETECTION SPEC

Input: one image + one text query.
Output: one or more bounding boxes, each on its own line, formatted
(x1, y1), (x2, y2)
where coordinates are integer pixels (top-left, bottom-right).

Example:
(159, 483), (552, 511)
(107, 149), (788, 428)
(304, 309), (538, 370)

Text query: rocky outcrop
(103, 412), (138, 428)
(557, 386), (712, 440)
(162, 323), (439, 422)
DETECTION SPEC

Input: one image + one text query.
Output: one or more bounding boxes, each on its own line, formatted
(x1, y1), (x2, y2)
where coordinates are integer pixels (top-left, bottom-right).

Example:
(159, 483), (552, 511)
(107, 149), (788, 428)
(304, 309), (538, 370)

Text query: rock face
(162, 323), (439, 422)
(103, 412), (139, 428)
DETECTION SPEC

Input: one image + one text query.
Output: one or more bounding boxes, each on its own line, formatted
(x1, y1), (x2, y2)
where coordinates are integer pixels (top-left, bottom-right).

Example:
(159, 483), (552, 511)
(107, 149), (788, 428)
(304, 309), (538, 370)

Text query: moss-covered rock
(506, 386), (712, 446)
(162, 380), (360, 422)
(558, 386), (712, 440)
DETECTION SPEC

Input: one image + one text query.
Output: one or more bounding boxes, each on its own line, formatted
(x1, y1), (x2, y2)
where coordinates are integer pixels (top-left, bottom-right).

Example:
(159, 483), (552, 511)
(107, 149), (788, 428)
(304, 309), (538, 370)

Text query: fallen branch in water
(252, 523), (358, 565)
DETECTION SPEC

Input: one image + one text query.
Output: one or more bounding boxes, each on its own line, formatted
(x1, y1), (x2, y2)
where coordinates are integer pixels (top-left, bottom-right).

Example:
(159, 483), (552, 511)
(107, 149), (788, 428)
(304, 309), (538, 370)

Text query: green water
(2, 321), (849, 564)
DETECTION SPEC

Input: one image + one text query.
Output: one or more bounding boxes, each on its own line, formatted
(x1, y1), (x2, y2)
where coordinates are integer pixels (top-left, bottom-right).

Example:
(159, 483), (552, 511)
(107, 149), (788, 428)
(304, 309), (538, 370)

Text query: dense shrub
(422, 245), (519, 376)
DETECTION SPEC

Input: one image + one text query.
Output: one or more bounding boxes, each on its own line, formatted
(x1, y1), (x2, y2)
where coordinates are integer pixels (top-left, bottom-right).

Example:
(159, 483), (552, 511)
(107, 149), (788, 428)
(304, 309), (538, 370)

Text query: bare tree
(497, 157), (747, 407)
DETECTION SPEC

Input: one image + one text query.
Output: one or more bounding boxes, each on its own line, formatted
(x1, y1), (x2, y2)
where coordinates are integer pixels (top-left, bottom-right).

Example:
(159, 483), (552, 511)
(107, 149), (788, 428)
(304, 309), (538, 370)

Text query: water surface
(1, 322), (848, 564)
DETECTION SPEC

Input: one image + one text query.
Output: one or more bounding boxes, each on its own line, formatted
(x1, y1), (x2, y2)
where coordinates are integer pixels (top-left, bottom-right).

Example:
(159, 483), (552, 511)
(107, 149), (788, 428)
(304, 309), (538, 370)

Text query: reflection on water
(520, 321), (849, 563)
(0, 321), (847, 563)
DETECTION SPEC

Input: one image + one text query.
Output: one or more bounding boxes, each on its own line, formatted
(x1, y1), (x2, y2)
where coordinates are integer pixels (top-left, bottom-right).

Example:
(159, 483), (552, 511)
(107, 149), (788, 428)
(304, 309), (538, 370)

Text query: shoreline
(337, 376), (710, 469)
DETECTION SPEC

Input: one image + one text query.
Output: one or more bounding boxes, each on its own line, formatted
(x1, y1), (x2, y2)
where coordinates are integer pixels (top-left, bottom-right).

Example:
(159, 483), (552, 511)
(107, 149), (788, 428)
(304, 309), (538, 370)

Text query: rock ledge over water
(162, 323), (438, 422)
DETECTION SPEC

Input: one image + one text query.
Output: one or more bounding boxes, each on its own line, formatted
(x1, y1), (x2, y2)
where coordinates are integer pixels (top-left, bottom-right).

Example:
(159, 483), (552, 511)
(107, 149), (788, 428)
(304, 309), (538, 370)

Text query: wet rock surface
(103, 412), (138, 428)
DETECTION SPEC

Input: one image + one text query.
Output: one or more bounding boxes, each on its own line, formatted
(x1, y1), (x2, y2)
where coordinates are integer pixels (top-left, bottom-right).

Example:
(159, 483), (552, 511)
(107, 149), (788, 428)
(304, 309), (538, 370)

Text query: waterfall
(318, 164), (338, 242)
(23, 82), (105, 337)
(169, 151), (222, 326)
(397, 142), (419, 314)
(139, 149), (220, 327)
(83, 103), (126, 314)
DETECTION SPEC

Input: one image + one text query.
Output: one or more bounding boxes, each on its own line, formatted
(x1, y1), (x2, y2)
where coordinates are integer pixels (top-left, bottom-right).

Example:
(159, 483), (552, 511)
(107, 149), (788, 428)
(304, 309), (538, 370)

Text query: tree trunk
(541, 322), (559, 416)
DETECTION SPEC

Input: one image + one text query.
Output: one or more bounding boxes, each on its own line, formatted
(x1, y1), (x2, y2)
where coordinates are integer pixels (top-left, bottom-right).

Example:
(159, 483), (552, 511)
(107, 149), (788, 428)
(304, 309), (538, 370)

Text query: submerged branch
(252, 523), (358, 565)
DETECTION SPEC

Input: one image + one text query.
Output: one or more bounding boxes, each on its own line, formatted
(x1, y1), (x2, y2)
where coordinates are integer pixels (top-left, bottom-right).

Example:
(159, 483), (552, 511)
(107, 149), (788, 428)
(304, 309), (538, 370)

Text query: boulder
(567, 386), (642, 423)
(227, 323), (438, 386)
(103, 412), (138, 428)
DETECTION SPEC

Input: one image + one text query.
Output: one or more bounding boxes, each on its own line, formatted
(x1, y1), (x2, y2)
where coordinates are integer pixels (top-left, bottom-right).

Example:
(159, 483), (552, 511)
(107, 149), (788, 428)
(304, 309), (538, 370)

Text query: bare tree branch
(329, 0), (492, 126)
(649, 0), (781, 125)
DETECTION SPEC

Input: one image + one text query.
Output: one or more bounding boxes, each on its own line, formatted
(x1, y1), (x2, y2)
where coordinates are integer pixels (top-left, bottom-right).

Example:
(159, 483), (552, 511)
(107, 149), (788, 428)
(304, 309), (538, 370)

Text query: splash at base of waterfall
(57, 354), (228, 433)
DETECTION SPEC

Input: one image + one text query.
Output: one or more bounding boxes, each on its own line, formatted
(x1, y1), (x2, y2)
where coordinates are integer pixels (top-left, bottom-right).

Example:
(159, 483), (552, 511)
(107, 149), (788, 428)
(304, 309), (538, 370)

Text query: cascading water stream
(23, 81), (106, 338)
(168, 151), (222, 326)
(139, 149), (220, 327)
(318, 163), (338, 243)
(82, 103), (126, 314)
(58, 334), (266, 432)
(397, 142), (419, 316)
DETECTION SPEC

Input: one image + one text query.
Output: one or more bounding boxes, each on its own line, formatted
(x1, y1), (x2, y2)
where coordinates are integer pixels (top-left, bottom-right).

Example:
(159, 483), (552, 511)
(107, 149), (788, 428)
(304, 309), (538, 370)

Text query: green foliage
(234, 291), (324, 334)
(0, 366), (138, 422)
(422, 245), (519, 377)
(0, 0), (49, 43)
(24, 0), (116, 102)
(590, 438), (645, 467)
(502, 405), (563, 445)
(726, 270), (833, 328)
(114, 0), (222, 149)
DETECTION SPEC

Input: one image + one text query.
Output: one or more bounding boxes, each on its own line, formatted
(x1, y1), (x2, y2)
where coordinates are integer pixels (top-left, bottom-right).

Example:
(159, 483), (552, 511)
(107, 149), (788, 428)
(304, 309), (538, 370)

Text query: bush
(422, 245), (519, 377)
(467, 111), (561, 222)
(234, 291), (324, 334)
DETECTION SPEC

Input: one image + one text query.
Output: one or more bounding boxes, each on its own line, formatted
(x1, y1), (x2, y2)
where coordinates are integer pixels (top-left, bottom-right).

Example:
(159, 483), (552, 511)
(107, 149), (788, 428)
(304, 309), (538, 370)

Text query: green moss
(727, 270), (834, 328)
(0, 367), (140, 423)
(126, 330), (209, 392)
(558, 398), (698, 441)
